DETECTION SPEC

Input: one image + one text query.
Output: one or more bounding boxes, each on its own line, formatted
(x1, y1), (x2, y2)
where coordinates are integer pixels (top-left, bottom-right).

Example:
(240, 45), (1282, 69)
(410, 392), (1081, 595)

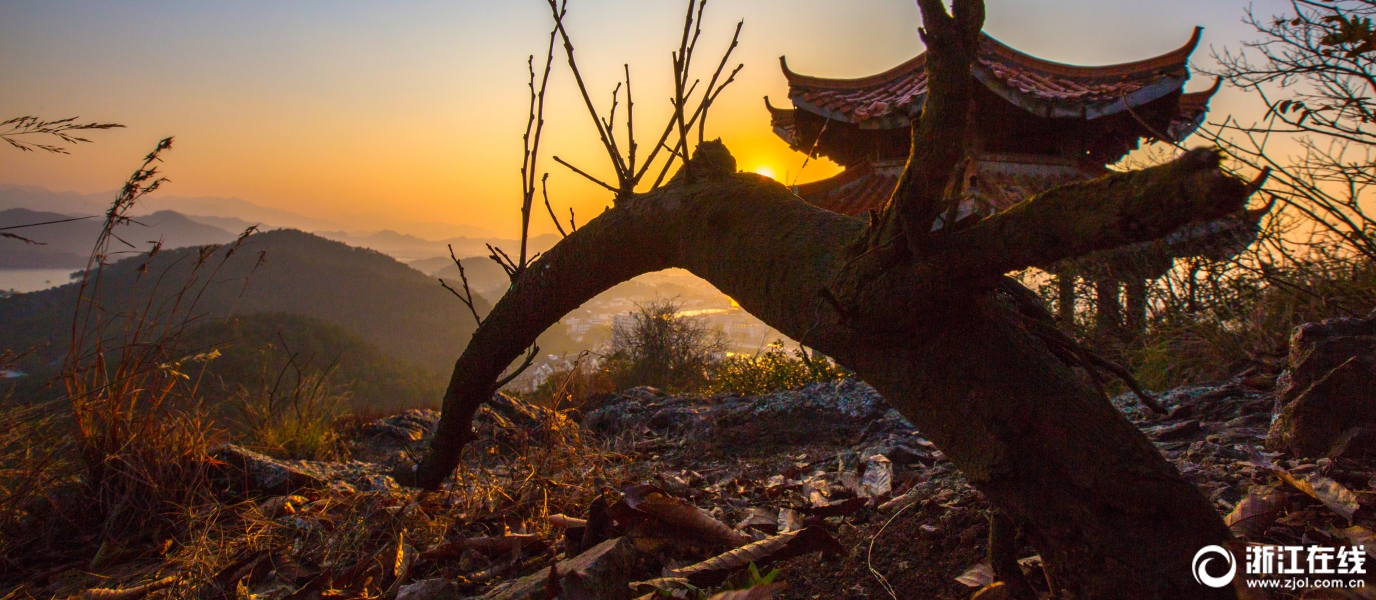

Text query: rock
(210, 444), (328, 495)
(362, 409), (440, 442)
(583, 380), (913, 451)
(1268, 311), (1376, 457)
(210, 444), (398, 496)
(480, 537), (654, 600)
(397, 578), (463, 600)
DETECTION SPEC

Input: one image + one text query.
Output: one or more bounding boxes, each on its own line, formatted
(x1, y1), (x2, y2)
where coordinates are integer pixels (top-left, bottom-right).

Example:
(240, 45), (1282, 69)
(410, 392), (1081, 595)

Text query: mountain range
(0, 208), (240, 268)
(318, 229), (561, 263)
(0, 184), (497, 241)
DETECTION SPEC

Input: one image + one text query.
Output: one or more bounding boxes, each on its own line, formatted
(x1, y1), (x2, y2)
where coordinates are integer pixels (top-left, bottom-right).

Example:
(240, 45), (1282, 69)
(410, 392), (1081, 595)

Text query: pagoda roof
(793, 161), (903, 215)
(781, 27), (1204, 128)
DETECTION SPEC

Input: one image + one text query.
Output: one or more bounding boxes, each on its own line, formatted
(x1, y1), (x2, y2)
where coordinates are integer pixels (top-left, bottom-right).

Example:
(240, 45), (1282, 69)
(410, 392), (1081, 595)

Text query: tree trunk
(1126, 276), (1149, 342)
(1057, 272), (1077, 325)
(1095, 276), (1123, 342)
(399, 2), (1262, 596)
(399, 140), (1254, 597)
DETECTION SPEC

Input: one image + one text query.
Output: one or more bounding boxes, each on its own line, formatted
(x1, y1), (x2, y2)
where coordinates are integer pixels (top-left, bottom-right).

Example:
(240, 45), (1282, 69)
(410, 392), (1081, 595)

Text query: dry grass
(132, 400), (636, 599)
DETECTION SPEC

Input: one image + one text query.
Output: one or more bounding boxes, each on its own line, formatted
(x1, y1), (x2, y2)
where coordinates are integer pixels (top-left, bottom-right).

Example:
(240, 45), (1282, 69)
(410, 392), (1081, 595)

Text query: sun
(752, 166), (778, 181)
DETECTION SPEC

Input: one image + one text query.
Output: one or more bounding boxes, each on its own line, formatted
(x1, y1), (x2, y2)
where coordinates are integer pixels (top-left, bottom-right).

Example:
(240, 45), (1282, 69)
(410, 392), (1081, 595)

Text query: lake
(0, 269), (80, 294)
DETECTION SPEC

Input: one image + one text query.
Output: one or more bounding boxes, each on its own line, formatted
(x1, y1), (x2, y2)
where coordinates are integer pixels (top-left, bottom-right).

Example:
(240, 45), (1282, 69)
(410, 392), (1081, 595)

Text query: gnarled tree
(401, 1), (1263, 597)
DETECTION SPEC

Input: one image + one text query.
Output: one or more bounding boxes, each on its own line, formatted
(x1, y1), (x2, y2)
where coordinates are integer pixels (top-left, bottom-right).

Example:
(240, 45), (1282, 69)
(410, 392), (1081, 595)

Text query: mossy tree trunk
(402, 1), (1258, 597)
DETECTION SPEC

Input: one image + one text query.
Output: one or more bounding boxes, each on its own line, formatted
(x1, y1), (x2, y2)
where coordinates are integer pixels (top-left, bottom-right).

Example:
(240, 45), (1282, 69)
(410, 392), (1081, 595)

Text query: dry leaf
(807, 496), (866, 518)
(1303, 475), (1362, 521)
(421, 533), (545, 561)
(777, 508), (804, 534)
(862, 454), (892, 498)
(670, 526), (843, 586)
(956, 562), (996, 588)
(380, 532), (417, 599)
(1225, 486), (1287, 527)
(623, 485), (751, 548)
(706, 584), (786, 599)
(736, 508), (778, 533)
(260, 495), (309, 518)
(1339, 525), (1376, 559)
(970, 582), (1012, 599)
(1246, 446), (1360, 521)
(547, 514), (587, 528)
(78, 576), (177, 600)
(543, 563), (561, 600)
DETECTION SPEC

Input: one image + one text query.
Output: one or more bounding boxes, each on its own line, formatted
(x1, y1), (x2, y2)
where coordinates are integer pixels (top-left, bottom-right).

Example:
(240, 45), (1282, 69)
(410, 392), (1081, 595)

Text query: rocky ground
(20, 315), (1376, 599)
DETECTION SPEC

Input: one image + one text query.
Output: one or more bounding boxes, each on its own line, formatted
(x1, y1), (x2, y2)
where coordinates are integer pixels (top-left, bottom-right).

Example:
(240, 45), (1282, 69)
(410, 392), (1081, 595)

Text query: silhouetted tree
(403, 1), (1264, 597)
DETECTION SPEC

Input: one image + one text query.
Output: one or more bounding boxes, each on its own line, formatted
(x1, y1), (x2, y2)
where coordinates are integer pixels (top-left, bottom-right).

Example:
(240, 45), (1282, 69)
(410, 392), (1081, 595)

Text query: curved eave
(972, 66), (1187, 121)
(781, 27), (1203, 126)
(780, 54), (926, 91)
(979, 26), (1201, 79)
(765, 97), (799, 146)
(1166, 77), (1223, 141)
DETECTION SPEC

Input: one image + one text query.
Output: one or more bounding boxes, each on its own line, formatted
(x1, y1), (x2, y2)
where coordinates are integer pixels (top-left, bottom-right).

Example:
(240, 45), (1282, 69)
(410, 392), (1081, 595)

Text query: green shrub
(707, 341), (850, 396)
(224, 354), (349, 461)
(603, 299), (725, 392)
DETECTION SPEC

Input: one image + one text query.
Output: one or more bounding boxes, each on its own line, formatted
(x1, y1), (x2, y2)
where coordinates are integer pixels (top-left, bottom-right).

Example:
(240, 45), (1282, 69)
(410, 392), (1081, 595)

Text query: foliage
(0, 229), (486, 396)
(1204, 0), (1376, 261)
(604, 299), (726, 392)
(1039, 0), (1376, 390)
(706, 341), (850, 397)
(226, 356), (348, 461)
(187, 313), (446, 417)
(58, 138), (231, 545)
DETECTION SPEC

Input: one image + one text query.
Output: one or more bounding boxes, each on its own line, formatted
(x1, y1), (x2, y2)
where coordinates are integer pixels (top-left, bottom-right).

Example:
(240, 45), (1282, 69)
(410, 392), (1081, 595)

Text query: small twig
(1, 116), (123, 154)
(552, 156), (619, 193)
(867, 499), (916, 600)
(492, 345), (540, 392)
(624, 64), (638, 181)
(487, 243), (519, 280)
(792, 117), (831, 187)
(0, 215), (97, 231)
(441, 244), (483, 326)
(0, 231), (42, 245)
(541, 174), (567, 238)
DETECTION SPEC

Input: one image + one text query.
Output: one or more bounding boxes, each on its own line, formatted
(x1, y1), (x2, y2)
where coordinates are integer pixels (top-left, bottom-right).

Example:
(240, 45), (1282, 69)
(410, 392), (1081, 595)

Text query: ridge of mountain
(0, 208), (238, 268)
(0, 229), (490, 392)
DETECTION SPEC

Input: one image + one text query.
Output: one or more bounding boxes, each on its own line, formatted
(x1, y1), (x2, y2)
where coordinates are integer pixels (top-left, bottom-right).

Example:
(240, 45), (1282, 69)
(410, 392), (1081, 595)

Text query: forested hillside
(0, 229), (487, 394)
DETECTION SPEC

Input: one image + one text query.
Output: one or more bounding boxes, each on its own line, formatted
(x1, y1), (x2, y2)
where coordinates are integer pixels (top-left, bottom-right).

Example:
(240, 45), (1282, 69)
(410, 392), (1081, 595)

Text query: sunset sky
(1, 0), (1291, 238)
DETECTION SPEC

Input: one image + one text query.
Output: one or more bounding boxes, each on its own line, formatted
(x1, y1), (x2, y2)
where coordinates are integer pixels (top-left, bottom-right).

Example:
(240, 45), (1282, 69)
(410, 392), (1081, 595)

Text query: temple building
(768, 28), (1262, 341)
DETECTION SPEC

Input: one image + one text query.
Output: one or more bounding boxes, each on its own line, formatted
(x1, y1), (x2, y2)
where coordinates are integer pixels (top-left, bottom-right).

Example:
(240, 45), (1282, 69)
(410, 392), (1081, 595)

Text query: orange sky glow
(1, 0), (1292, 238)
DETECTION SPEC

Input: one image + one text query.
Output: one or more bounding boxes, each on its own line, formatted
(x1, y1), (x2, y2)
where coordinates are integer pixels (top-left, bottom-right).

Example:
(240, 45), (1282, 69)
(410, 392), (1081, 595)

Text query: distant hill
(183, 214), (274, 235)
(434, 256), (512, 301)
(0, 184), (341, 232)
(320, 230), (561, 262)
(0, 184), (497, 243)
(0, 229), (491, 392)
(0, 208), (238, 268)
(184, 313), (446, 414)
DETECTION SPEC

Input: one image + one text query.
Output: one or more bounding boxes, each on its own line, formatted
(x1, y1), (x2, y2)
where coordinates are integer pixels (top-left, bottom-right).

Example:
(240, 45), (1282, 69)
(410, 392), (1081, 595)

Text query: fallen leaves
(623, 485), (753, 548)
(1248, 446), (1362, 521)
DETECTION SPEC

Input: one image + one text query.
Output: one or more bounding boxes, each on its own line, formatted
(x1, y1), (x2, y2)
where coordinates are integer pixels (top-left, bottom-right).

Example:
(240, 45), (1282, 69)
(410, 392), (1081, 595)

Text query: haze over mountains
(0, 184), (500, 242)
(0, 184), (546, 267)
